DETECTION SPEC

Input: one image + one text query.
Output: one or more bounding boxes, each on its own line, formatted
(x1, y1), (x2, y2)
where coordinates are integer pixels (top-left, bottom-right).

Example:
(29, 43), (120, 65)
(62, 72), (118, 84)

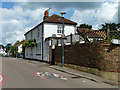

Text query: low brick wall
(55, 62), (119, 81)
(54, 42), (120, 72)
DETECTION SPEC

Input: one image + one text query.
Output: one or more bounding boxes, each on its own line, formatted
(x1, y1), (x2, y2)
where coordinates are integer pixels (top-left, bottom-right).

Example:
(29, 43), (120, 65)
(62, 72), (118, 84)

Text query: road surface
(1, 57), (118, 88)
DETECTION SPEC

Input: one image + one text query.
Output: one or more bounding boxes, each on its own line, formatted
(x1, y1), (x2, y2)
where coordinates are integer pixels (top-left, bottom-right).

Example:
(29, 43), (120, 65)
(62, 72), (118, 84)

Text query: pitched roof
(86, 30), (107, 39)
(14, 40), (25, 46)
(45, 37), (64, 41)
(44, 14), (77, 25)
(77, 28), (94, 33)
(25, 14), (77, 35)
(77, 28), (107, 39)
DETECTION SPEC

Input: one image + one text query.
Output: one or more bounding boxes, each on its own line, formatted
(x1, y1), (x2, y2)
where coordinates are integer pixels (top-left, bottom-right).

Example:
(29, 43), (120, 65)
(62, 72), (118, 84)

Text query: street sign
(61, 34), (65, 38)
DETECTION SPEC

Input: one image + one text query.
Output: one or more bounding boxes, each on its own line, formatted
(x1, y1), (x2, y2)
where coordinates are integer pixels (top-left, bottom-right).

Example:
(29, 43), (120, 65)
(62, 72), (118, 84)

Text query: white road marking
(82, 81), (86, 82)
(35, 72), (68, 80)
(0, 75), (3, 83)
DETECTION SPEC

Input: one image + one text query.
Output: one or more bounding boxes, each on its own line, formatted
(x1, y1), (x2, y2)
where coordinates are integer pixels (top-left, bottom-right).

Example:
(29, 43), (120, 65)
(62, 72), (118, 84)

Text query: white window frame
(36, 43), (41, 55)
(31, 31), (33, 39)
(26, 35), (27, 40)
(31, 48), (33, 55)
(37, 28), (39, 37)
(57, 25), (63, 34)
(26, 48), (28, 56)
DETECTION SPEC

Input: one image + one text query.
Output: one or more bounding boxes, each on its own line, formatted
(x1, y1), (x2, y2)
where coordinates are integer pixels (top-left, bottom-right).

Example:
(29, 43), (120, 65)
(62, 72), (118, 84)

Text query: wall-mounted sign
(61, 34), (65, 38)
(34, 71), (67, 80)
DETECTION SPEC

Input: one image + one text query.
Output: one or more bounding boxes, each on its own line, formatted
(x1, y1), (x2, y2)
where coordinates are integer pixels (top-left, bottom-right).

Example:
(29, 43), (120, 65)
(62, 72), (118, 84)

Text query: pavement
(1, 57), (119, 88)
(17, 58), (119, 87)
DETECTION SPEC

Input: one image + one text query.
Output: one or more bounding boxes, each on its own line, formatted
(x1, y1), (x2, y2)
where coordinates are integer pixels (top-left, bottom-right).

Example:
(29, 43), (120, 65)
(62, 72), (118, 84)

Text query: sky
(0, 0), (119, 45)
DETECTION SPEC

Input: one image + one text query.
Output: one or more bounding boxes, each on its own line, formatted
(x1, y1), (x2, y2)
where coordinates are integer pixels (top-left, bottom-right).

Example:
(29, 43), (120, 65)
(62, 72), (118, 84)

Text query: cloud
(71, 2), (118, 29)
(1, 6), (47, 45)
(15, 2), (103, 11)
(118, 1), (120, 23)
(1, 1), (118, 45)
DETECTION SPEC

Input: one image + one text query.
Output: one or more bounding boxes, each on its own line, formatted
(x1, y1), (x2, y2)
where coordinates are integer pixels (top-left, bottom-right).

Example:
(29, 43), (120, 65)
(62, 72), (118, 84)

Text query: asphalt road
(1, 57), (118, 88)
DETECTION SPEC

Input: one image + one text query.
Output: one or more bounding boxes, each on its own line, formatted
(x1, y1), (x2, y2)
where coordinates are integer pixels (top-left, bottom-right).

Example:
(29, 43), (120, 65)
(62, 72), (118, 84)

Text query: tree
(15, 41), (19, 45)
(100, 23), (120, 40)
(0, 45), (5, 49)
(10, 46), (18, 57)
(78, 23), (92, 29)
(100, 23), (119, 33)
(5, 43), (12, 53)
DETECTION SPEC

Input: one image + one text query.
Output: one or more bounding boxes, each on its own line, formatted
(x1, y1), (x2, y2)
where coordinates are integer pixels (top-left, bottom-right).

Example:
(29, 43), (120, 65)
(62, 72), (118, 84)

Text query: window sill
(57, 34), (62, 35)
(36, 54), (41, 55)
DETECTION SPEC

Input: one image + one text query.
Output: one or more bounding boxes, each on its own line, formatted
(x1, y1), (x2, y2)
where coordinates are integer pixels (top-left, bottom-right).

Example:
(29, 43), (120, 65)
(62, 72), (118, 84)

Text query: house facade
(24, 10), (77, 62)
(14, 40), (25, 54)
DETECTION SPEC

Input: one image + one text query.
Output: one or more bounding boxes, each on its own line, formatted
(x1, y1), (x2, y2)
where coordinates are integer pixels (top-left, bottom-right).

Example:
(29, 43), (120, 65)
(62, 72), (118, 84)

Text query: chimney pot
(44, 10), (49, 20)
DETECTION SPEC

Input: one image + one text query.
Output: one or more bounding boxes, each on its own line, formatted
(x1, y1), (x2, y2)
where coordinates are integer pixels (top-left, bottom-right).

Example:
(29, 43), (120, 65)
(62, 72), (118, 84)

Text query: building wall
(25, 22), (76, 62)
(18, 44), (22, 53)
(25, 25), (42, 41)
(25, 24), (43, 60)
(43, 40), (50, 62)
(44, 23), (76, 39)
(54, 43), (120, 72)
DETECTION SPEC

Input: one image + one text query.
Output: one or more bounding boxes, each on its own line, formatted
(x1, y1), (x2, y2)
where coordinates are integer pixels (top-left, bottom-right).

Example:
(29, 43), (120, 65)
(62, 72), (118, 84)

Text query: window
(31, 48), (33, 55)
(36, 43), (41, 55)
(31, 32), (33, 38)
(26, 35), (28, 40)
(37, 28), (39, 37)
(57, 25), (63, 34)
(26, 48), (28, 56)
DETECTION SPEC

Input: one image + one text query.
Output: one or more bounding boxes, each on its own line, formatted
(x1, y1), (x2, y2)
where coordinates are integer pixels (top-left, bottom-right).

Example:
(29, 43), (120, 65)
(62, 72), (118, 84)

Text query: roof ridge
(44, 14), (61, 21)
(44, 14), (77, 25)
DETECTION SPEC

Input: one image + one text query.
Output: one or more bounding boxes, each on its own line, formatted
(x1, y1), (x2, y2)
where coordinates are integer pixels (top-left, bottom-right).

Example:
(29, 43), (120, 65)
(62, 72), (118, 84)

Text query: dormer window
(57, 25), (63, 34)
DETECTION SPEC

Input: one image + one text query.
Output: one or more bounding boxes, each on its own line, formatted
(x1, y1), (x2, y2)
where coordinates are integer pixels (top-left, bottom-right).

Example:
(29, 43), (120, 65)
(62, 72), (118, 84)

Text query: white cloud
(1, 1), (118, 45)
(1, 6), (47, 45)
(96, 2), (118, 23)
(71, 2), (118, 30)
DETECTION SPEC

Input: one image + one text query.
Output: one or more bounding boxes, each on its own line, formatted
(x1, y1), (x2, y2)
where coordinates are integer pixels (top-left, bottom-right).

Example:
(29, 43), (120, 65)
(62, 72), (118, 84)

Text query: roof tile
(44, 14), (77, 25)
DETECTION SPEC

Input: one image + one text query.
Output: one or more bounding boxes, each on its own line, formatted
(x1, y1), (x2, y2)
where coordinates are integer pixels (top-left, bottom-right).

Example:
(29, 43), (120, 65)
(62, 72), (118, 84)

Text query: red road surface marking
(0, 74), (6, 86)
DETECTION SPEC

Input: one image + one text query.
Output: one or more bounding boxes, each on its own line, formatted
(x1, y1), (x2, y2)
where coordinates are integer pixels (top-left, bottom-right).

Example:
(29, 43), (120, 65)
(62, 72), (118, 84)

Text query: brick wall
(54, 42), (120, 72)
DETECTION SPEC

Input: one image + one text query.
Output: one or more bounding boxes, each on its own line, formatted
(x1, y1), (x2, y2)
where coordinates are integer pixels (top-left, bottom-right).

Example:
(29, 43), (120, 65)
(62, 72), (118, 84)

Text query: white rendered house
(14, 40), (25, 54)
(24, 10), (77, 62)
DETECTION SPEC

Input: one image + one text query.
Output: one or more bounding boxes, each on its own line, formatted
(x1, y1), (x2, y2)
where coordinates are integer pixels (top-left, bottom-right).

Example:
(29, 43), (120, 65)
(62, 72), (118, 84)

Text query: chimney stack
(43, 8), (51, 20)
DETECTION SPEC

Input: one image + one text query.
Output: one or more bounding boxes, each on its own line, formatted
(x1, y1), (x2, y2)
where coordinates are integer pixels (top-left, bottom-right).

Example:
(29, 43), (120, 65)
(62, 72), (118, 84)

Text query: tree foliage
(22, 39), (36, 57)
(0, 45), (5, 49)
(78, 23), (92, 29)
(22, 39), (36, 48)
(5, 43), (12, 53)
(100, 23), (120, 40)
(100, 23), (120, 33)
(10, 46), (18, 57)
(15, 40), (19, 45)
